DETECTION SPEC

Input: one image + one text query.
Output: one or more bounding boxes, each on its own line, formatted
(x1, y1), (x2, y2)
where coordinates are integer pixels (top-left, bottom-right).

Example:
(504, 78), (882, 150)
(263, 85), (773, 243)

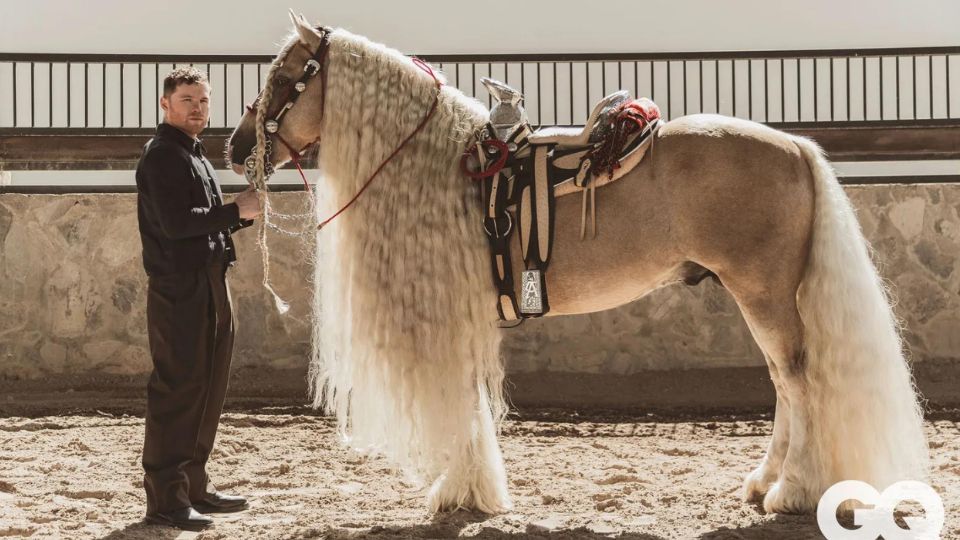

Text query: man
(135, 66), (261, 531)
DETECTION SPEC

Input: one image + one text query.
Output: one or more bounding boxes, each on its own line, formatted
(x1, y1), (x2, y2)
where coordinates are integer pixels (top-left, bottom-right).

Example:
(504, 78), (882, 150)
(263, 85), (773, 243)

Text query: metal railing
(1, 46), (958, 131)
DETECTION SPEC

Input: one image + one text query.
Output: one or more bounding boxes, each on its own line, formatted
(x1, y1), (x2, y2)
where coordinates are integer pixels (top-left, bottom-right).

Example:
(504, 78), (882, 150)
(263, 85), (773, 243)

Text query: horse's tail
(793, 136), (929, 493)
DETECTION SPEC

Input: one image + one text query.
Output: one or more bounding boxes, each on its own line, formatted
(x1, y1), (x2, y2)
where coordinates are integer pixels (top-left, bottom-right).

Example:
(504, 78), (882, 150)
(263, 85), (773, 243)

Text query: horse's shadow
(92, 510), (823, 539)
(697, 512), (823, 539)
(322, 510), (667, 539)
(324, 509), (823, 539)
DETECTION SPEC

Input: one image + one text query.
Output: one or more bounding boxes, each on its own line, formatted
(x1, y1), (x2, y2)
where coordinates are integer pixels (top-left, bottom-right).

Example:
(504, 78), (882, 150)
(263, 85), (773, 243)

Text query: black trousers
(142, 259), (234, 514)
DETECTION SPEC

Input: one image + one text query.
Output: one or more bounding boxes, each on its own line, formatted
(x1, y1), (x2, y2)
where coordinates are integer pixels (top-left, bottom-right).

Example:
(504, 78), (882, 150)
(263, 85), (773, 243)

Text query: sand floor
(0, 409), (957, 539)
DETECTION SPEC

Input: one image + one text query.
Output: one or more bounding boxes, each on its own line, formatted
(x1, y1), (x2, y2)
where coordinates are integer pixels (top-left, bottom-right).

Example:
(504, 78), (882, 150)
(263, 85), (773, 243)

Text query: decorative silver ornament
(519, 270), (544, 314)
(295, 81), (306, 92)
(265, 120), (279, 133)
(481, 77), (527, 142)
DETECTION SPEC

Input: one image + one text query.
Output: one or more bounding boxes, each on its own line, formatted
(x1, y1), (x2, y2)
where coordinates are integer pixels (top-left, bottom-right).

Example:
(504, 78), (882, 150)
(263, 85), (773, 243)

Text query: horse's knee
(787, 347), (807, 377)
(767, 348), (808, 404)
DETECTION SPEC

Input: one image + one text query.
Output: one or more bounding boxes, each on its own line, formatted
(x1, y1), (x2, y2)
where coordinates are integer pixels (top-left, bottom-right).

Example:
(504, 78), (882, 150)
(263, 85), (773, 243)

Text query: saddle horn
(481, 77), (522, 106)
(481, 77), (527, 141)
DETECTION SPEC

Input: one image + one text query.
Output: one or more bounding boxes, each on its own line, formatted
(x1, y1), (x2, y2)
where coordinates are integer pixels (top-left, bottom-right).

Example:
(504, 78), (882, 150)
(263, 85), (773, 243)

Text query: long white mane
(307, 28), (509, 509)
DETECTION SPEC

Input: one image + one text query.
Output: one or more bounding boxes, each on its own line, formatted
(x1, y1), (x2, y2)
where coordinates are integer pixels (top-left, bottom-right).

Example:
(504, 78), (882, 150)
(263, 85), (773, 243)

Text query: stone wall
(0, 184), (957, 409)
(503, 184), (960, 374)
(0, 194), (313, 381)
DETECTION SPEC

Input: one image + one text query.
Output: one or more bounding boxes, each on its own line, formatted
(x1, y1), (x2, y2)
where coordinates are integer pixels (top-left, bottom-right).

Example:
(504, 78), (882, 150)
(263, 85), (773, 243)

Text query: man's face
(160, 82), (210, 137)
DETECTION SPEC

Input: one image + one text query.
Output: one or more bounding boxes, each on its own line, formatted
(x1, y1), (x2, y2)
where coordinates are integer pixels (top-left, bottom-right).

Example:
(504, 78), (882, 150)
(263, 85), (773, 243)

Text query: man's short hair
(163, 67), (210, 98)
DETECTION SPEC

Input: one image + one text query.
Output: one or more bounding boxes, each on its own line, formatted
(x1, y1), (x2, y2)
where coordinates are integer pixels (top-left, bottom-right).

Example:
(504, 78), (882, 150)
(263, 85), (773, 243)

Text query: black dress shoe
(192, 492), (248, 514)
(145, 506), (213, 531)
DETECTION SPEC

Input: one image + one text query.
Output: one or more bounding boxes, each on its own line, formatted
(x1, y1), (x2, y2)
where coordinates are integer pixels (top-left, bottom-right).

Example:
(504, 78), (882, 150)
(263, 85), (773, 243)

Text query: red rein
(251, 54), (443, 230)
(459, 139), (509, 180)
(314, 57), (443, 230)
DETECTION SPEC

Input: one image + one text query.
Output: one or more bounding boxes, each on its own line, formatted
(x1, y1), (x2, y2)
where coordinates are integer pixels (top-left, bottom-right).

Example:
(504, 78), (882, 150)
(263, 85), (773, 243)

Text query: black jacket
(136, 123), (252, 276)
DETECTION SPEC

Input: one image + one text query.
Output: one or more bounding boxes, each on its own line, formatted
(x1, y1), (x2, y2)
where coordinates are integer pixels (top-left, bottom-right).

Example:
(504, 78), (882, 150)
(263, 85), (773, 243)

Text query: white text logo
(816, 480), (944, 540)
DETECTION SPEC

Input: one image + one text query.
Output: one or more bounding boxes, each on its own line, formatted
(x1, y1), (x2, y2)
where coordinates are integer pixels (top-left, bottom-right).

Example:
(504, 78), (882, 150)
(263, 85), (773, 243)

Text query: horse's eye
(276, 76), (289, 86)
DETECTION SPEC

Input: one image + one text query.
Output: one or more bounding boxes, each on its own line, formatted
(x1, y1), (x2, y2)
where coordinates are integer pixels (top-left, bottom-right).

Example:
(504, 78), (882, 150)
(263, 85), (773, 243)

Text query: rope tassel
(253, 58), (292, 315)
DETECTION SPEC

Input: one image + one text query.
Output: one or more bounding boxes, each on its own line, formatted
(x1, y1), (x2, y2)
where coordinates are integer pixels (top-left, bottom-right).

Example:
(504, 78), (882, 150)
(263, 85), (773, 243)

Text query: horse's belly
(533, 169), (683, 316)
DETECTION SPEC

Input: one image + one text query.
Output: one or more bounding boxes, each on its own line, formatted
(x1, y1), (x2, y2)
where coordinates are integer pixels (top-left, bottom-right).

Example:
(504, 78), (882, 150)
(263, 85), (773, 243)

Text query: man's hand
(234, 188), (262, 220)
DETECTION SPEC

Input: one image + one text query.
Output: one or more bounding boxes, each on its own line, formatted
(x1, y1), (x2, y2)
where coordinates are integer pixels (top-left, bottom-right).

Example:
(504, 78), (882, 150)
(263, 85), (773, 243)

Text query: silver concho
(265, 120), (279, 133)
(519, 270), (544, 314)
(295, 81), (306, 92)
(305, 59), (321, 74)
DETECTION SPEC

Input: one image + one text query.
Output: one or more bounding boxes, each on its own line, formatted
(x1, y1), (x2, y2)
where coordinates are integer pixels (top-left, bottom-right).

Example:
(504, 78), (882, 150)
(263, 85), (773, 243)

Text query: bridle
(237, 24), (445, 314)
(243, 25), (444, 230)
(243, 26), (332, 188)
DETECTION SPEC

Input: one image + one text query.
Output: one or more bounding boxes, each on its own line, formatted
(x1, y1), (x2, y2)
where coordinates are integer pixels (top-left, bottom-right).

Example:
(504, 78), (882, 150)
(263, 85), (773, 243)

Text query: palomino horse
(227, 13), (929, 515)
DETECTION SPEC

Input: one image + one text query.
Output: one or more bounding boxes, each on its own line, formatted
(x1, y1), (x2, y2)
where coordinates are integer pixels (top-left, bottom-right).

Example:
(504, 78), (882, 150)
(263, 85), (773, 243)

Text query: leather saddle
(465, 78), (662, 322)
(530, 90), (631, 145)
(529, 90), (660, 197)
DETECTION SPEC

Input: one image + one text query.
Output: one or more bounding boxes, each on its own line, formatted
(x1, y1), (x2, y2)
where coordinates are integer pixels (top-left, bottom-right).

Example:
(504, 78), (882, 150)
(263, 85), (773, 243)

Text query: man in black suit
(135, 67), (260, 531)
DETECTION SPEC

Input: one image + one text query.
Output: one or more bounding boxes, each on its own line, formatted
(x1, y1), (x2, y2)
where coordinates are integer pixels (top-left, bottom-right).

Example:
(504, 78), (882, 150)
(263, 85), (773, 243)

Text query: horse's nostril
(225, 141), (246, 166)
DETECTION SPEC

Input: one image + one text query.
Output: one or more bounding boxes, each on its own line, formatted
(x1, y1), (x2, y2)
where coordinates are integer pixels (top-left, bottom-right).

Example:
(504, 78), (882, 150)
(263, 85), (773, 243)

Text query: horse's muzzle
(224, 142), (247, 176)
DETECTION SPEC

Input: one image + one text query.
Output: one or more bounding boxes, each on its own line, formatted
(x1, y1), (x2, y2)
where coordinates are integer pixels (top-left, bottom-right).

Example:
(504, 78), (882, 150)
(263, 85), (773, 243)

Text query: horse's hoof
(762, 480), (817, 514)
(427, 475), (512, 515)
(742, 464), (777, 502)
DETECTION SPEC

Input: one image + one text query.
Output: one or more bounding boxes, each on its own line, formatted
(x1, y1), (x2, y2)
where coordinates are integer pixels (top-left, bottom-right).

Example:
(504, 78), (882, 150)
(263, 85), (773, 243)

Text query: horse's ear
(289, 9), (321, 46)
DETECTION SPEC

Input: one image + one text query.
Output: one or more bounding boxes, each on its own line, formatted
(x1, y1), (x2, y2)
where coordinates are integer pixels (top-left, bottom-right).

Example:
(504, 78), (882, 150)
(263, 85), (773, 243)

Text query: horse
(227, 12), (929, 515)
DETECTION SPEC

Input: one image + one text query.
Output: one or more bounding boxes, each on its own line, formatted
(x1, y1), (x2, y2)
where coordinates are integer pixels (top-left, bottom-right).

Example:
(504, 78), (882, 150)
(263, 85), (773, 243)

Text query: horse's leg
(742, 346), (791, 502)
(427, 388), (511, 513)
(724, 281), (820, 513)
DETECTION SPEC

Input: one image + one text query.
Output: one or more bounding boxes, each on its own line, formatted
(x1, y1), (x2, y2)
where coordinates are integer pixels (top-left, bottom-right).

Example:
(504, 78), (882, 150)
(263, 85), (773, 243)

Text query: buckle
(304, 59), (321, 75)
(483, 212), (513, 239)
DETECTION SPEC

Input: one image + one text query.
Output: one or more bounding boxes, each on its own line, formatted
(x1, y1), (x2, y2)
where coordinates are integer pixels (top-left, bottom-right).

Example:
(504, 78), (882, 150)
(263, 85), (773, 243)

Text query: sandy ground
(0, 409), (957, 539)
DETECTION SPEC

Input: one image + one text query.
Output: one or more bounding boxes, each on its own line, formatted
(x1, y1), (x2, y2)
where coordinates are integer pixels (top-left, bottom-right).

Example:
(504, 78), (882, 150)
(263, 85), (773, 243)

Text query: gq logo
(817, 480), (944, 539)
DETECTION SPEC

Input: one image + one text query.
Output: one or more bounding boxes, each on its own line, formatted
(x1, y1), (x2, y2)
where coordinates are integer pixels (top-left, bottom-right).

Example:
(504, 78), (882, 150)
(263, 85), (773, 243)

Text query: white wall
(2, 0), (959, 55)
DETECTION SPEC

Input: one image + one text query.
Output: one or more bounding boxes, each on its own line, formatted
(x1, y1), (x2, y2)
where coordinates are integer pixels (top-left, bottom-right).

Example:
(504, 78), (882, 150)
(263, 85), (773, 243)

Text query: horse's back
(649, 114), (816, 281)
(544, 113), (816, 314)
(656, 113), (806, 163)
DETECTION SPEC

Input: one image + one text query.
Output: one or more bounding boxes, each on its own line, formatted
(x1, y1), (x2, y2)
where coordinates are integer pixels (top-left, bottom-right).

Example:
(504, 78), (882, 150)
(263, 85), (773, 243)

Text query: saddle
(528, 90), (660, 197)
(464, 78), (662, 323)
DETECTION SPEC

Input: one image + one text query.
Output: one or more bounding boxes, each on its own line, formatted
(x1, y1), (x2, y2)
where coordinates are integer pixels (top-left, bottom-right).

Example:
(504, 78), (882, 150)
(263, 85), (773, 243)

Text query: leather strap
(474, 124), (521, 322)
